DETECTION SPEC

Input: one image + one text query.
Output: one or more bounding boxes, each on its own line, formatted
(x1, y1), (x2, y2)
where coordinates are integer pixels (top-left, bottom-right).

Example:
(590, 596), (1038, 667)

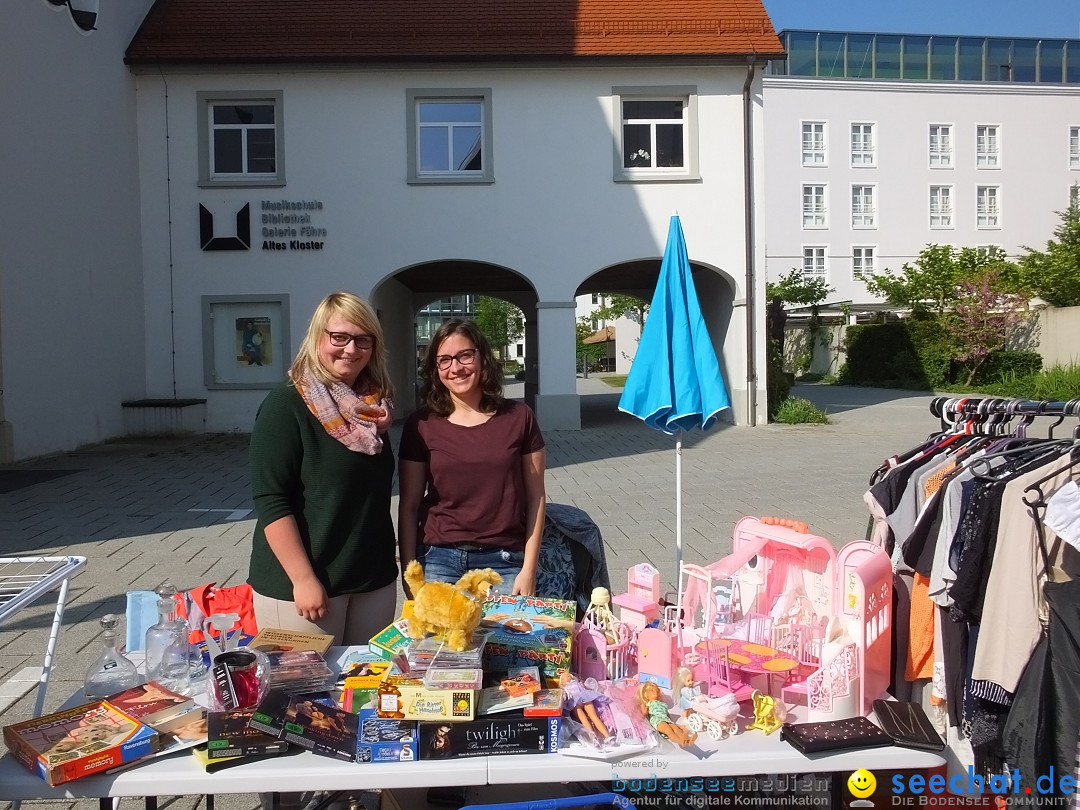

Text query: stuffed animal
(403, 561), (502, 652)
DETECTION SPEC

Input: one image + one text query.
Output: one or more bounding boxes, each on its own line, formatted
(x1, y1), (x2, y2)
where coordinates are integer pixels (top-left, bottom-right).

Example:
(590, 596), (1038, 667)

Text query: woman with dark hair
(398, 319), (545, 596)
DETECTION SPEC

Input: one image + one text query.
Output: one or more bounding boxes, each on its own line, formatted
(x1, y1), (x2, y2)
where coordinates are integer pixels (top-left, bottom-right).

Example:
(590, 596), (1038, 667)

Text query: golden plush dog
(403, 561), (502, 652)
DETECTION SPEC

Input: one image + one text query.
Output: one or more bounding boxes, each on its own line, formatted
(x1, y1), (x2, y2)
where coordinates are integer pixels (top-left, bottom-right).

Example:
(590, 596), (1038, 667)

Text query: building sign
(260, 199), (327, 251)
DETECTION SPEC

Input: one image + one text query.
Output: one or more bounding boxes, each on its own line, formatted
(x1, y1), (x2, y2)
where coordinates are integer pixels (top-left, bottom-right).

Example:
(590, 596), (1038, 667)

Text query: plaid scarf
(296, 373), (386, 455)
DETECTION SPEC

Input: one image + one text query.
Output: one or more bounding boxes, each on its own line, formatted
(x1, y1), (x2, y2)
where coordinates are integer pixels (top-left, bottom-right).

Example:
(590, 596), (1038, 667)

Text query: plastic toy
(612, 563), (661, 630)
(574, 587), (634, 681)
(745, 690), (787, 735)
(559, 674), (613, 743)
(403, 562), (502, 652)
(681, 692), (739, 740)
(636, 681), (697, 747)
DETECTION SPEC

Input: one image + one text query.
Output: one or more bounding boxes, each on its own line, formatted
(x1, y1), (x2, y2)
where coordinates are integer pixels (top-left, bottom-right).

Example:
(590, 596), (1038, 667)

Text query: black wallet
(872, 699), (946, 752)
(780, 716), (893, 754)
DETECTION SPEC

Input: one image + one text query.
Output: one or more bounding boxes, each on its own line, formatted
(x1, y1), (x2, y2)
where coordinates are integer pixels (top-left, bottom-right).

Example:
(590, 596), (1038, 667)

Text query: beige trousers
(251, 582), (397, 646)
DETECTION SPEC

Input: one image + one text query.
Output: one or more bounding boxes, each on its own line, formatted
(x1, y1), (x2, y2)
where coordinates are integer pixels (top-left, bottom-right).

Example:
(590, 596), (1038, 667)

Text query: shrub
(968, 350), (1042, 385)
(773, 397), (830, 424)
(844, 317), (960, 389)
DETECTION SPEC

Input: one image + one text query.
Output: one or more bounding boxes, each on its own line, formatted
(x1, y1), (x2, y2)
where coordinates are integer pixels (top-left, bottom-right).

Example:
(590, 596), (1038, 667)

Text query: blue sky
(762, 0), (1080, 39)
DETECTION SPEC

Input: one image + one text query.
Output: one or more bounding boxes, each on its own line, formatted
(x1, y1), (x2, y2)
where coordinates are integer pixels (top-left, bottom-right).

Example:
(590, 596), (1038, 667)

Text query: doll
(674, 666), (703, 711)
(559, 673), (612, 742)
(636, 681), (697, 747)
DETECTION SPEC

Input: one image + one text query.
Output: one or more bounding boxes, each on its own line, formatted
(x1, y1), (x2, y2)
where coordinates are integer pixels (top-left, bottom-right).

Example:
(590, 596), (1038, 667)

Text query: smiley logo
(848, 769), (877, 799)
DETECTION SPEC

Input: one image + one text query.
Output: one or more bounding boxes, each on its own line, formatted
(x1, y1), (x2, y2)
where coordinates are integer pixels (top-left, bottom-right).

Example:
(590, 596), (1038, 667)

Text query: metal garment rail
(0, 555), (87, 716)
(929, 397), (1080, 418)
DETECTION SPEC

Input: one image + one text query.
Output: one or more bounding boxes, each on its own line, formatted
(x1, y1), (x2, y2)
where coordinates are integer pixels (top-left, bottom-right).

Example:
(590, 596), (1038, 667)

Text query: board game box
(418, 713), (561, 759)
(3, 700), (158, 786)
(105, 681), (194, 727)
(480, 594), (575, 682)
(355, 708), (417, 763)
(206, 709), (289, 759)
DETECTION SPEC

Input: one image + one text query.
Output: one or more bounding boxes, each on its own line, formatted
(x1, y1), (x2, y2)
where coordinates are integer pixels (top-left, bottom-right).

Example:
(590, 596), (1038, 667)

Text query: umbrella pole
(674, 435), (683, 650)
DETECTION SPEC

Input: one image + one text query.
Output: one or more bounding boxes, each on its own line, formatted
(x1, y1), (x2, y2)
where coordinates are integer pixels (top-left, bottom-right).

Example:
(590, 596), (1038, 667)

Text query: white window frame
(802, 184), (828, 229)
(976, 125), (1000, 169)
(406, 88), (494, 185)
(612, 86), (699, 182)
(197, 91), (285, 188)
(850, 122), (876, 167)
(976, 186), (1001, 229)
(802, 121), (827, 166)
(1071, 126), (1080, 169)
(929, 124), (953, 168)
(801, 245), (828, 282)
(851, 245), (877, 279)
(851, 184), (877, 229)
(930, 185), (954, 229)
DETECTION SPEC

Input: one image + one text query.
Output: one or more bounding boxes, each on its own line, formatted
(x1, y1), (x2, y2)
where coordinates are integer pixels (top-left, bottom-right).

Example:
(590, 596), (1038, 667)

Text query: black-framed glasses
(324, 330), (374, 350)
(435, 349), (478, 370)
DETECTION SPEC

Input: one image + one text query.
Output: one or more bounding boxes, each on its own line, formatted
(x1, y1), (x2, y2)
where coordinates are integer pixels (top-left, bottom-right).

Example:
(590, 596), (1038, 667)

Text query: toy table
(695, 638), (798, 694)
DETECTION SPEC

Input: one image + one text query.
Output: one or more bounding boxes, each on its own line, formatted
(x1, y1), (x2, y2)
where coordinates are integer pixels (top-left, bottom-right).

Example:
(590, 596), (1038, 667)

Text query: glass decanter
(84, 613), (140, 699)
(144, 587), (191, 692)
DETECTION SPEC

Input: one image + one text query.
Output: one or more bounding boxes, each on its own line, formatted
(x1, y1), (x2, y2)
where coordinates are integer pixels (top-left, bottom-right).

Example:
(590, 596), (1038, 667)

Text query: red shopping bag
(173, 582), (258, 643)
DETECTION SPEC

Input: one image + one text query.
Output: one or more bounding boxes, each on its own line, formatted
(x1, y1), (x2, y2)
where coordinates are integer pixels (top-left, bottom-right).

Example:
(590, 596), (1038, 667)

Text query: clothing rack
(929, 397), (1080, 419)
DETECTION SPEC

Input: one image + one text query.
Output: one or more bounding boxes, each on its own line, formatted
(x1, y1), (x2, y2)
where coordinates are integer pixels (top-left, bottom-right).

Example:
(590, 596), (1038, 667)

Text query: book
(206, 709), (289, 759)
(281, 696), (359, 761)
(106, 681), (195, 727)
(107, 709), (208, 774)
(3, 700), (158, 786)
(248, 627), (334, 656)
(476, 686), (533, 716)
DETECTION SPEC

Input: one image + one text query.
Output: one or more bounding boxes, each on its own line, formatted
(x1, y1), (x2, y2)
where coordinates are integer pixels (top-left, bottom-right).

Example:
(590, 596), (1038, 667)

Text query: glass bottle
(144, 592), (190, 692)
(84, 613), (140, 699)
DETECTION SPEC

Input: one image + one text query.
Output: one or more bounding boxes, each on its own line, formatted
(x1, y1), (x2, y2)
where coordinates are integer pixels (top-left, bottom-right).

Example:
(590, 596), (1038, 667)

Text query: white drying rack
(0, 555), (87, 716)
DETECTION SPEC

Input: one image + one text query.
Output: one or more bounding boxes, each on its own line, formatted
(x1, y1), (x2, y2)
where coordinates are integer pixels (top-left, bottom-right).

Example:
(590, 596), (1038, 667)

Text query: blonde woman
(248, 292), (397, 645)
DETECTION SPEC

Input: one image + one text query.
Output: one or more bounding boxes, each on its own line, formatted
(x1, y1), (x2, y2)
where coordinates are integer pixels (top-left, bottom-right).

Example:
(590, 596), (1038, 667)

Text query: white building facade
(763, 31), (1080, 308)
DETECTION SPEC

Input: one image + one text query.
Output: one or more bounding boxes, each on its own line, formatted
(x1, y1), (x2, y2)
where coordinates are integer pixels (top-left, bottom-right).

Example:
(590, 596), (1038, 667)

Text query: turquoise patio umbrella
(618, 212), (731, 587)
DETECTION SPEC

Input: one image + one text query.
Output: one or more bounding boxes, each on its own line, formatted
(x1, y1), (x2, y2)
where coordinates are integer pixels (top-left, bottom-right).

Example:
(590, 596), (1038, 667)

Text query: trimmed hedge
(843, 319), (1041, 389)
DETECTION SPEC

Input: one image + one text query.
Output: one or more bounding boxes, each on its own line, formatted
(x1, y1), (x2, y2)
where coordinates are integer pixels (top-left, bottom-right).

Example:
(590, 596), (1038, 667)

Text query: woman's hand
(511, 566), (537, 596)
(293, 575), (329, 622)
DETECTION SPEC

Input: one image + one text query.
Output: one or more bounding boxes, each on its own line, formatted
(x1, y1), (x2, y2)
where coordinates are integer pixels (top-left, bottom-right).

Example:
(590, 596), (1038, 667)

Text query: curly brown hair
(419, 319), (503, 417)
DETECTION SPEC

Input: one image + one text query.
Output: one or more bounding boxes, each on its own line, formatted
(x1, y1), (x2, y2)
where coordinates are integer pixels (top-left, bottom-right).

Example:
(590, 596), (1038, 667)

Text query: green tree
(860, 244), (1023, 315)
(765, 269), (834, 352)
(1019, 195), (1080, 307)
(474, 297), (524, 360)
(575, 317), (606, 374)
(591, 294), (649, 326)
(952, 270), (1026, 385)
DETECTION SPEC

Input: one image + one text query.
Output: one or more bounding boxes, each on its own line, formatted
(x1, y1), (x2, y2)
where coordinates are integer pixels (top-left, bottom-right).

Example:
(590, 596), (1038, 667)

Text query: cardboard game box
(418, 713), (561, 759)
(3, 700), (158, 786)
(377, 676), (475, 722)
(480, 594), (575, 682)
(355, 708), (417, 763)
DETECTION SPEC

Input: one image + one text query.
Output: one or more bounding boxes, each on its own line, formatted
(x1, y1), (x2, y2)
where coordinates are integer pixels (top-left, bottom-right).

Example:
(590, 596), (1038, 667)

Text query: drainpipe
(742, 55), (758, 426)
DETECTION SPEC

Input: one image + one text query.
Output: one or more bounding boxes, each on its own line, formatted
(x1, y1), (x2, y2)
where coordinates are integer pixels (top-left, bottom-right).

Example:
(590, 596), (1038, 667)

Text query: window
(929, 125), (952, 167)
(802, 184), (827, 228)
(930, 185), (953, 228)
(1071, 127), (1080, 169)
(851, 185), (877, 228)
(851, 123), (875, 166)
(407, 89), (493, 184)
(613, 86), (699, 181)
(1071, 184), (1080, 205)
(977, 186), (1000, 228)
(591, 294), (600, 305)
(852, 246), (877, 278)
(197, 91), (285, 187)
(975, 245), (1002, 260)
(802, 122), (826, 165)
(802, 246), (827, 280)
(516, 344), (524, 358)
(976, 125), (1000, 168)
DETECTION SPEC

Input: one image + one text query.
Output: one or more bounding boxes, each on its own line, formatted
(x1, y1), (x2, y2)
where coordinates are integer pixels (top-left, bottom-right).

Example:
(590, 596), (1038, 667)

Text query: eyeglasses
(435, 349), (478, 370)
(325, 330), (374, 350)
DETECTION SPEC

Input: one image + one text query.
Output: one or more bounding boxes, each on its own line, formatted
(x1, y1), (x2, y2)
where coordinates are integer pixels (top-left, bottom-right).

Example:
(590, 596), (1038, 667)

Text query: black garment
(937, 605), (968, 728)
(949, 478), (1006, 624)
(1003, 579), (1080, 800)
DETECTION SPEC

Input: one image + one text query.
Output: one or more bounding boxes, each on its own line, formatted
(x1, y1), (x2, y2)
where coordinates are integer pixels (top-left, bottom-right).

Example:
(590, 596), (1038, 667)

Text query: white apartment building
(763, 31), (1080, 310)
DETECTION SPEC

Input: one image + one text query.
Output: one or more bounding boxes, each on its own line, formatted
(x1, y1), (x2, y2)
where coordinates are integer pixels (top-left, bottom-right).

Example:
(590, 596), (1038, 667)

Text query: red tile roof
(126, 0), (783, 65)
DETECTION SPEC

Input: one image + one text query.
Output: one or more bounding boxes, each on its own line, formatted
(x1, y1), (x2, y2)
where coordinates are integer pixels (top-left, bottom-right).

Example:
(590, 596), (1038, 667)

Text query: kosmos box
(417, 714), (561, 759)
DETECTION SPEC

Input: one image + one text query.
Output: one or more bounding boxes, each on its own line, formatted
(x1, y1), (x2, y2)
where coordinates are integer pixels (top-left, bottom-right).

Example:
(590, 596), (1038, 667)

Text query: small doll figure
(637, 681), (697, 747)
(674, 666), (703, 711)
(559, 673), (612, 742)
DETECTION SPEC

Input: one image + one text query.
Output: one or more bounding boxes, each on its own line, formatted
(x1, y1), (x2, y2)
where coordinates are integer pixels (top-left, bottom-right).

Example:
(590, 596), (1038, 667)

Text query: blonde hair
(289, 291), (394, 397)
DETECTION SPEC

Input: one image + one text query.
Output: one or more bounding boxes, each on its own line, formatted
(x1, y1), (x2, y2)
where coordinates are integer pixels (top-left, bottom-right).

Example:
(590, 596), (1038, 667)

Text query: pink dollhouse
(611, 563), (661, 631)
(652, 517), (891, 717)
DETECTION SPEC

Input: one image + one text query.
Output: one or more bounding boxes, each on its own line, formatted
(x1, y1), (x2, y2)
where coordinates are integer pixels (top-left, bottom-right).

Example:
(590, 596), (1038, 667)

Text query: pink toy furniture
(573, 621), (634, 682)
(612, 563), (661, 631)
(635, 626), (676, 689)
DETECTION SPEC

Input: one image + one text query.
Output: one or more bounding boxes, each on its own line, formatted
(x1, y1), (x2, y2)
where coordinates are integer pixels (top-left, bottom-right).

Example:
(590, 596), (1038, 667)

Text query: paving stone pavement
(0, 381), (941, 810)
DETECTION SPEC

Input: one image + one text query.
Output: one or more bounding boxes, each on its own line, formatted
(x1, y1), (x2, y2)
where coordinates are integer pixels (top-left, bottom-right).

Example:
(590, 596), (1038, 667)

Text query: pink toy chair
(745, 612), (774, 645)
(704, 642), (754, 702)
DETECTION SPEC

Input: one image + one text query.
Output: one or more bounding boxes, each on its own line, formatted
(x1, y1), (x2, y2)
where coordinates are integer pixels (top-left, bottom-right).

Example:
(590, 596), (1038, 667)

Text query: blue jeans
(418, 543), (523, 592)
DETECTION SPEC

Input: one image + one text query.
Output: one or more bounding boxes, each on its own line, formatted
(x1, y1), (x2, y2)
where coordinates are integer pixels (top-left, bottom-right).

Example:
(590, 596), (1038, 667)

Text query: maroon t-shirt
(398, 400), (545, 550)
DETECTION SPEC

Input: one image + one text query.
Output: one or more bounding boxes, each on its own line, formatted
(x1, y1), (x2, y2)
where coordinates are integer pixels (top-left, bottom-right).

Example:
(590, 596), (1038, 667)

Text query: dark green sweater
(248, 385), (397, 600)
